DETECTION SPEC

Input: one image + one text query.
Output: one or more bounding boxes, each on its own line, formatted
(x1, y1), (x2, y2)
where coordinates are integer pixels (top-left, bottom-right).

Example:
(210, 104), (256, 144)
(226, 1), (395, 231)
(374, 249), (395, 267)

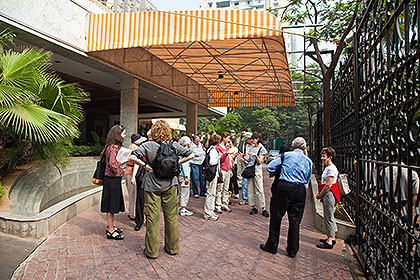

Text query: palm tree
(0, 32), (89, 143)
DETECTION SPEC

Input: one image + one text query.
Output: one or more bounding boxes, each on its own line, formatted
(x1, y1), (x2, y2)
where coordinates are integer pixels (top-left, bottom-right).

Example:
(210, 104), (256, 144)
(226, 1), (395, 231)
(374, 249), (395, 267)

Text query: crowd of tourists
(99, 120), (409, 259)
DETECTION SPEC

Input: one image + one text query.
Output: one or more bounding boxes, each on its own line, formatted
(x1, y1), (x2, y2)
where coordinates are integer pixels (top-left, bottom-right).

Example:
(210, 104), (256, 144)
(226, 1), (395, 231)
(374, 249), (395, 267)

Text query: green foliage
(0, 28), (90, 178)
(283, 0), (359, 41)
(197, 117), (214, 134)
(214, 113), (245, 134)
(0, 181), (4, 199)
(0, 46), (89, 143)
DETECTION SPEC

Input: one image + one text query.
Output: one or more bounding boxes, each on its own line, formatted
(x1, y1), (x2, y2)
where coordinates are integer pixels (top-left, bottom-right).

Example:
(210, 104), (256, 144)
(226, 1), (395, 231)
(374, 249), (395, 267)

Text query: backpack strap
(273, 153), (285, 182)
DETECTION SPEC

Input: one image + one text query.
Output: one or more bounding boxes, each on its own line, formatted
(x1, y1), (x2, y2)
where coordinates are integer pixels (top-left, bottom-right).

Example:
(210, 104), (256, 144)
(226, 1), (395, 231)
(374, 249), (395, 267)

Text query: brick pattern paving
(12, 169), (353, 280)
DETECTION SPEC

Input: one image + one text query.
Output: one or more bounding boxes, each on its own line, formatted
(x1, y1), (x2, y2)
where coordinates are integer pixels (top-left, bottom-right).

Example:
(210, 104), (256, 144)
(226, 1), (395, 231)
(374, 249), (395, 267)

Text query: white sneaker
(180, 209), (194, 216)
(204, 214), (219, 221)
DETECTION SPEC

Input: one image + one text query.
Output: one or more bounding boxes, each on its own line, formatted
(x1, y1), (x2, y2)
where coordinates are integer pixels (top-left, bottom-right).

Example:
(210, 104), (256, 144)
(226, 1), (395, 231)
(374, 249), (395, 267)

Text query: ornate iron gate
(329, 0), (420, 278)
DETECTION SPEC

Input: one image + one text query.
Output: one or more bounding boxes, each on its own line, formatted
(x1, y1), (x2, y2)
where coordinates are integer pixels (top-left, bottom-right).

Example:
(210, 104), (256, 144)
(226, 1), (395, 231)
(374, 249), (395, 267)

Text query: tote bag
(337, 173), (351, 195)
(92, 152), (106, 185)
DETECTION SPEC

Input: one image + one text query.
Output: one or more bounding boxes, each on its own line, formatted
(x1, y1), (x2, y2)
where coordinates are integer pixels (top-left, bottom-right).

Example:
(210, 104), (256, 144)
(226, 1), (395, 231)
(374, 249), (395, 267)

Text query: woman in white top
(316, 147), (340, 249)
(203, 133), (222, 221)
(245, 133), (269, 217)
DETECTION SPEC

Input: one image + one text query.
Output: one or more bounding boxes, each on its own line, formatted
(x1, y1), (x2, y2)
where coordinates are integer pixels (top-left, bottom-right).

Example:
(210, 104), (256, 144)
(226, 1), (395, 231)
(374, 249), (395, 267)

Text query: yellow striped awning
(86, 10), (294, 107)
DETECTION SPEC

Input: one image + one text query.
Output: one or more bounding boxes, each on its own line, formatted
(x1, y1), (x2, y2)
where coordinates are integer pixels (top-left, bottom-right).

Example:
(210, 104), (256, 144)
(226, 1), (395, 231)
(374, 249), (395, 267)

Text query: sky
(152, 0), (201, 11)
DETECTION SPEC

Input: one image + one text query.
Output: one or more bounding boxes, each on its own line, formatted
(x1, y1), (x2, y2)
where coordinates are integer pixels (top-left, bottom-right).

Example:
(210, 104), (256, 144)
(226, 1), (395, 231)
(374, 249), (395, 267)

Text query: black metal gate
(328, 0), (420, 278)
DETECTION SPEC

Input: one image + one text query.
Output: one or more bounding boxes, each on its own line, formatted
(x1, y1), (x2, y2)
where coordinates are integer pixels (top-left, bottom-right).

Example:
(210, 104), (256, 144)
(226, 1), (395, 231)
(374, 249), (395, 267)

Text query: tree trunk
(322, 77), (332, 146)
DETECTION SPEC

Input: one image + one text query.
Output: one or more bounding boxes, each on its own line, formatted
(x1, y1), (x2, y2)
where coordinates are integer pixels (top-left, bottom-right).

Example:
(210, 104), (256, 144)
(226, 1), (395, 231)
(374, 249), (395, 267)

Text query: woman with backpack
(100, 125), (127, 240)
(203, 133), (222, 221)
(128, 120), (194, 259)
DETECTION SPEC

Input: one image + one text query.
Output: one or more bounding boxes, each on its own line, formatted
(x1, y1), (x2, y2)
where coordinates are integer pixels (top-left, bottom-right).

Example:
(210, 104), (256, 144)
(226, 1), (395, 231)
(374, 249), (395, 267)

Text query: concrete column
(120, 76), (139, 146)
(186, 102), (197, 136)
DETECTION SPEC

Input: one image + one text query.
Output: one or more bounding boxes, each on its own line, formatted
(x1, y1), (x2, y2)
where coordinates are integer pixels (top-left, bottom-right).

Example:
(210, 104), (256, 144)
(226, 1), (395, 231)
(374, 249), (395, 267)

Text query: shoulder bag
(241, 147), (262, 179)
(92, 150), (106, 185)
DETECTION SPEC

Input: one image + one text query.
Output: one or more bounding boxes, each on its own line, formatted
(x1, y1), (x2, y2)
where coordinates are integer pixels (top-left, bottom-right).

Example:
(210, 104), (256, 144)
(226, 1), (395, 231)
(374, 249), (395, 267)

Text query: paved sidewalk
(11, 169), (358, 280)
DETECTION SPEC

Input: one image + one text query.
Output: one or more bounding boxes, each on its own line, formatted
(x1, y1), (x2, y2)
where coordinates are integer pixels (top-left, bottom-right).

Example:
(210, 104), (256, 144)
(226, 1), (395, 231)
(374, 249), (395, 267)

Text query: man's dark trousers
(264, 180), (306, 256)
(135, 178), (145, 227)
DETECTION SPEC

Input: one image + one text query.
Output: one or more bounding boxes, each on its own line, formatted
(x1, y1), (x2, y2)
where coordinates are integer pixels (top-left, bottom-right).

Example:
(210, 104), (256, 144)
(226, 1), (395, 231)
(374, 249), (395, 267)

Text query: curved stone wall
(9, 157), (98, 216)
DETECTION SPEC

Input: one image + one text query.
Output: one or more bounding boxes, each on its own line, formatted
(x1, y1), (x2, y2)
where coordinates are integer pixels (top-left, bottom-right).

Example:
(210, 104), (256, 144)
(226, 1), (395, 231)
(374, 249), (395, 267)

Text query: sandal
(319, 239), (336, 245)
(114, 227), (123, 234)
(106, 230), (124, 240)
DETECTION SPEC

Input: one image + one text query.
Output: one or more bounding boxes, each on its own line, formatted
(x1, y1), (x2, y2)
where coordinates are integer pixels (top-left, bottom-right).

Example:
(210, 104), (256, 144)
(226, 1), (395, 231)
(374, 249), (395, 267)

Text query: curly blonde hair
(151, 120), (172, 142)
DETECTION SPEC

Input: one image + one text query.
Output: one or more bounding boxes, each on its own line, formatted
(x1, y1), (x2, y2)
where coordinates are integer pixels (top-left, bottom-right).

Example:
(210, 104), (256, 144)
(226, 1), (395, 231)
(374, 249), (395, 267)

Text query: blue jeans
(242, 164), (248, 200)
(191, 163), (206, 196)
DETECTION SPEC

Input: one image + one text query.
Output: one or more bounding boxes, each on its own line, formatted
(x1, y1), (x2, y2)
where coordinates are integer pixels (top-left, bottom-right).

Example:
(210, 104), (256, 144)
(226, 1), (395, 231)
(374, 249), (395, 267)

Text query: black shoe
(199, 194), (206, 197)
(249, 208), (258, 215)
(164, 247), (178, 256)
(262, 210), (269, 218)
(287, 253), (296, 258)
(143, 248), (157, 259)
(319, 239), (336, 245)
(128, 216), (136, 221)
(260, 244), (277, 254)
(134, 224), (142, 231)
(316, 242), (334, 249)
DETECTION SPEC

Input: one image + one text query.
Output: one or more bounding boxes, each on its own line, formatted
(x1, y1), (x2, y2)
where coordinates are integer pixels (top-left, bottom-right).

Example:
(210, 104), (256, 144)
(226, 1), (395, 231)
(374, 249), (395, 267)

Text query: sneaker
(194, 194), (199, 198)
(249, 207), (258, 215)
(233, 194), (240, 199)
(215, 208), (223, 214)
(262, 210), (269, 218)
(180, 209), (194, 216)
(221, 205), (232, 213)
(244, 200), (249, 205)
(204, 214), (219, 221)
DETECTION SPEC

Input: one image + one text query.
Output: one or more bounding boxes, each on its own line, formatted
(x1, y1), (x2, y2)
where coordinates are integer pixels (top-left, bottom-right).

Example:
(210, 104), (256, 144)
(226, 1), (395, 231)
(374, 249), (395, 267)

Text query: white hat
(180, 136), (191, 147)
(242, 132), (252, 140)
(291, 137), (307, 149)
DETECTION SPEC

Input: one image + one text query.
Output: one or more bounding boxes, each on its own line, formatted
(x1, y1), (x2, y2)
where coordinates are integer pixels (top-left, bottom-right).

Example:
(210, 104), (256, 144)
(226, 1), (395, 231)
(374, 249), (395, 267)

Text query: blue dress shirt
(266, 149), (312, 184)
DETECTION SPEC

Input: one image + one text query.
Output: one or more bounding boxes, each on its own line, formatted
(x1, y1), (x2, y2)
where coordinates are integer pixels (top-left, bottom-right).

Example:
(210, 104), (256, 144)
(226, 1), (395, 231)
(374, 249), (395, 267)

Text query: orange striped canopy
(86, 10), (294, 107)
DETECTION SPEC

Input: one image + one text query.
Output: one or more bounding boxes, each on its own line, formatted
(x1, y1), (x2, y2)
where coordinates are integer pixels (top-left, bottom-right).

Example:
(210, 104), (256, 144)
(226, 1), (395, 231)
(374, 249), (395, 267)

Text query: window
(208, 2), (212, 8)
(216, 1), (230, 8)
(234, 2), (239, 5)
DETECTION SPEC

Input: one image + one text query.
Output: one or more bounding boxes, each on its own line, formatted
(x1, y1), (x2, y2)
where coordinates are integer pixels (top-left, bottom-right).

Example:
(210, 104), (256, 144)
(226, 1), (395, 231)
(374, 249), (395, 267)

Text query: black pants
(134, 177), (145, 227)
(264, 180), (306, 256)
(229, 165), (239, 195)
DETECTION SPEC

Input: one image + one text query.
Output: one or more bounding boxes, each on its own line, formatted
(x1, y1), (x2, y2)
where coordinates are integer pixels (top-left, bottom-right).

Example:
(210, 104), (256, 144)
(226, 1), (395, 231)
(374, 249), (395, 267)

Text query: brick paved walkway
(12, 169), (354, 280)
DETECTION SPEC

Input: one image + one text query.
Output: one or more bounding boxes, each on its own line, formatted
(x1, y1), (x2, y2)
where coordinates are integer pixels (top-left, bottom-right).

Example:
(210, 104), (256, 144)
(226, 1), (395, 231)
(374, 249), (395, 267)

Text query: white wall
(0, 0), (108, 49)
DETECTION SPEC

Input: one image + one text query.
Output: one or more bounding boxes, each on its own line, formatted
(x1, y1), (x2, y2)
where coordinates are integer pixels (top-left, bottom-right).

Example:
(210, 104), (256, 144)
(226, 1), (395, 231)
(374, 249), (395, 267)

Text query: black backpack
(202, 146), (218, 181)
(152, 140), (180, 179)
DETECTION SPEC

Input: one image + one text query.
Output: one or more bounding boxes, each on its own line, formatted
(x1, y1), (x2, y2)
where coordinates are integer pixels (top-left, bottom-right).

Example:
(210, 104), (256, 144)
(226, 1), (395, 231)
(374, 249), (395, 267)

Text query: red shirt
(101, 144), (124, 177)
(217, 145), (232, 172)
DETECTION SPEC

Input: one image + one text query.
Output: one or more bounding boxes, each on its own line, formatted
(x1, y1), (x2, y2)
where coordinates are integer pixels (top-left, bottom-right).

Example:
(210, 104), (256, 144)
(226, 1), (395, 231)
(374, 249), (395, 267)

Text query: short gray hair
(291, 137), (307, 149)
(180, 136), (191, 147)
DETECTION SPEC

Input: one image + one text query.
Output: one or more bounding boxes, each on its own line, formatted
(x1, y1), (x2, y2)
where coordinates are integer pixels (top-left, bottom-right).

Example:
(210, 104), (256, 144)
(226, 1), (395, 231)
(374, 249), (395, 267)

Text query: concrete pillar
(120, 76), (139, 147)
(186, 102), (197, 136)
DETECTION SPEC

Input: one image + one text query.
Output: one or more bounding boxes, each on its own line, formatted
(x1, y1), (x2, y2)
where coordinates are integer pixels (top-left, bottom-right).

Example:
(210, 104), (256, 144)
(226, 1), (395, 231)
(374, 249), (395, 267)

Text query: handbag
(241, 147), (262, 179)
(217, 171), (224, 183)
(337, 173), (351, 195)
(92, 150), (106, 185)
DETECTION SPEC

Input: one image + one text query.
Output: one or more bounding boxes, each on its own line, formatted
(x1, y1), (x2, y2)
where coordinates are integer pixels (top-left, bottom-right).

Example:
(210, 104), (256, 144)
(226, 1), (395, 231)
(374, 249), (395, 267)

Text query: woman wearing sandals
(316, 147), (340, 249)
(100, 125), (127, 240)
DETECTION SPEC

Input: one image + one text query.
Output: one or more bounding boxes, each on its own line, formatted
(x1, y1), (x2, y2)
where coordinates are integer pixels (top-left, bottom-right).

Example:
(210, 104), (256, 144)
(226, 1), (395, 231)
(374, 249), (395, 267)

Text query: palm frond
(0, 85), (35, 107)
(0, 103), (80, 143)
(0, 48), (50, 89)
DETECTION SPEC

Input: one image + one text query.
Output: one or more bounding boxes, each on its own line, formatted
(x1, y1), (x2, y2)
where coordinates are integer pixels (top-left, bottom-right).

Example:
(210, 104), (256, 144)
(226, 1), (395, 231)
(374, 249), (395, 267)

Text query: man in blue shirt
(260, 137), (312, 258)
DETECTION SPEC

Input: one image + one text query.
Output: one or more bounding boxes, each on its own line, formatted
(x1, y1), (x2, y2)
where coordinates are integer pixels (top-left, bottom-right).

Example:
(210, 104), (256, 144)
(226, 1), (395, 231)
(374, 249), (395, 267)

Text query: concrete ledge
(310, 175), (355, 240)
(0, 187), (102, 238)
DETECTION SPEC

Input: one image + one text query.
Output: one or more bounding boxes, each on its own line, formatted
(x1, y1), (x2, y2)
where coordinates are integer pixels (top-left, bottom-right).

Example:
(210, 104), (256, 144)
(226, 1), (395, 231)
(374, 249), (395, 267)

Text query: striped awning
(86, 10), (294, 107)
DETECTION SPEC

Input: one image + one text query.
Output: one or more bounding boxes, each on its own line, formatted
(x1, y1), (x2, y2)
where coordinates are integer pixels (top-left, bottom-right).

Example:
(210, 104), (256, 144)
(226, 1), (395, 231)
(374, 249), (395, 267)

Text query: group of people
(98, 121), (348, 259)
